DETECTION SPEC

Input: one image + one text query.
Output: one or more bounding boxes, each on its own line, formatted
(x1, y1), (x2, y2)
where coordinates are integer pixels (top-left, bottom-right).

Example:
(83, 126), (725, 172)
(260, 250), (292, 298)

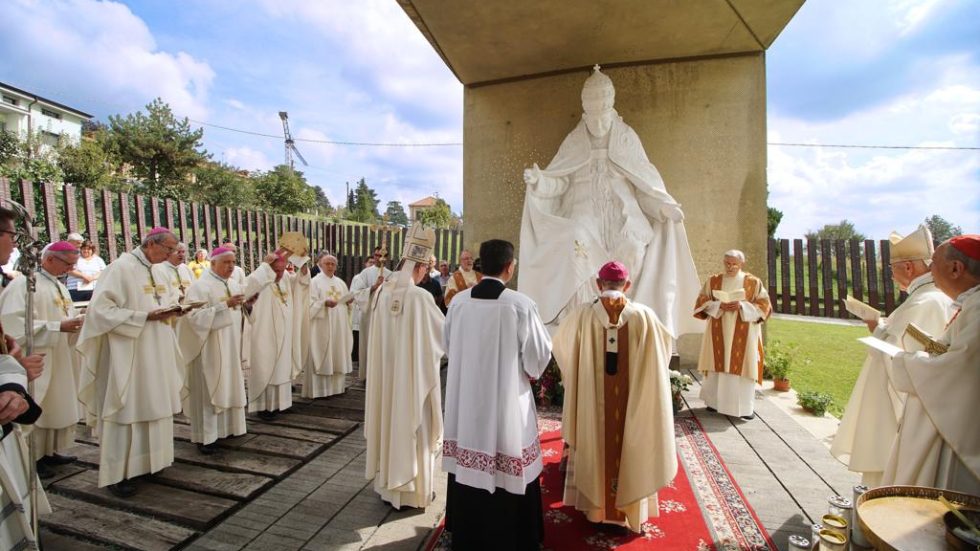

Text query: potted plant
(797, 390), (834, 417)
(669, 370), (693, 414)
(765, 340), (793, 391)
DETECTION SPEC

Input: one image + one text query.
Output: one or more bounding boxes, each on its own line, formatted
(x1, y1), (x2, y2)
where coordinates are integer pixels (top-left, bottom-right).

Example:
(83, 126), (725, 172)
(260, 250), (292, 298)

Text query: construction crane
(278, 111), (308, 170)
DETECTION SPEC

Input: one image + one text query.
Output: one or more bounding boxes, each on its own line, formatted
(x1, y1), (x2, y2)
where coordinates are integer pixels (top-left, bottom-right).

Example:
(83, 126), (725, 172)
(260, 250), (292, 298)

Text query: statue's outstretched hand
(523, 164), (541, 186)
(661, 203), (685, 223)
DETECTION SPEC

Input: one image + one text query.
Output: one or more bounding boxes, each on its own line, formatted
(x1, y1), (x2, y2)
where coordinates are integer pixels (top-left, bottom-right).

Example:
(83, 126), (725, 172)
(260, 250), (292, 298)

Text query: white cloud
(1, 0), (214, 119)
(222, 146), (273, 172)
(889, 0), (946, 35)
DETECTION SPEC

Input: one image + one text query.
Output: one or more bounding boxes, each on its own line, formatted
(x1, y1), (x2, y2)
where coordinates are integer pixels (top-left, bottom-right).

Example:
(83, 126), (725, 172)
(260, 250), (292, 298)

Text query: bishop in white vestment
(364, 226), (444, 509)
(350, 248), (391, 379)
(246, 252), (309, 417)
(304, 254), (353, 399)
(0, 241), (86, 477)
(77, 227), (184, 497)
(163, 243), (194, 301)
(443, 239), (553, 551)
(831, 226), (954, 486)
(178, 247), (273, 452)
(882, 235), (980, 494)
(694, 250), (771, 419)
(554, 261), (676, 532)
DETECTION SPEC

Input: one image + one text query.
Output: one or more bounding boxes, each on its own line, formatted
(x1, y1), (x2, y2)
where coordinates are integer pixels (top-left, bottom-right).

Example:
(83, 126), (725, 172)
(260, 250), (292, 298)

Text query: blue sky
(1, 0), (976, 238)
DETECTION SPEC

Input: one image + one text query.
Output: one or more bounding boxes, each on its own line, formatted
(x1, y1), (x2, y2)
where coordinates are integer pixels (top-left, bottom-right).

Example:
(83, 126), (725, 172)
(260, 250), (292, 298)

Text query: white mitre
(890, 224), (934, 262)
(388, 223), (436, 315)
(581, 64), (615, 108)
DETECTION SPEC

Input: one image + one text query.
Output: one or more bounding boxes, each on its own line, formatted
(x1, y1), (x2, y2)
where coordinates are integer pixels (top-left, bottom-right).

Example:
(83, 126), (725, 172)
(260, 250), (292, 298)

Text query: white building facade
(1, 81), (92, 148)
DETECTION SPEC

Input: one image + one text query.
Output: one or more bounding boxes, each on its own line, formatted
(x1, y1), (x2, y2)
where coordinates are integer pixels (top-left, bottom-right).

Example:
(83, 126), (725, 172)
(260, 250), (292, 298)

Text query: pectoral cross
(326, 286), (342, 301)
(144, 282), (165, 305)
(54, 295), (71, 317)
(574, 240), (588, 258)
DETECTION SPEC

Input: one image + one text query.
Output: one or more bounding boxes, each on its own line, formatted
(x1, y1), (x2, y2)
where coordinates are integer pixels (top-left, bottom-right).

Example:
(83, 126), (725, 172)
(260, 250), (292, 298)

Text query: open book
(712, 289), (746, 303)
(843, 295), (881, 322)
(156, 300), (208, 316)
(858, 336), (903, 358)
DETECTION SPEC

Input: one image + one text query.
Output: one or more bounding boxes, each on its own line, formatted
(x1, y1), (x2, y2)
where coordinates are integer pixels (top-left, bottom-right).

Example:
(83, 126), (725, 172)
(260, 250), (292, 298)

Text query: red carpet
(427, 412), (775, 550)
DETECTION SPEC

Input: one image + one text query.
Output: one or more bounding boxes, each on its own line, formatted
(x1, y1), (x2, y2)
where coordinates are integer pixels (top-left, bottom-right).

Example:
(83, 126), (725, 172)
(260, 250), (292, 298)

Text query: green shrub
(764, 339), (794, 380)
(797, 390), (834, 417)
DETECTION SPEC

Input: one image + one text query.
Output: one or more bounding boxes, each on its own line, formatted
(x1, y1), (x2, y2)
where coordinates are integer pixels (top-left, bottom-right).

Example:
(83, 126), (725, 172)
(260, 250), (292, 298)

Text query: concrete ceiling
(398, 0), (804, 86)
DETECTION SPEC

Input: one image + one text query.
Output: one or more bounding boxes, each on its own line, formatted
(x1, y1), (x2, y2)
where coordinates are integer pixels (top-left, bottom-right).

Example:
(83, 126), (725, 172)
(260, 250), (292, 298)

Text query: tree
(0, 130), (62, 184)
(106, 98), (208, 200)
(191, 162), (255, 208)
(57, 132), (121, 190)
(0, 130), (18, 166)
(349, 178), (380, 223)
(311, 185), (332, 217)
(253, 165), (315, 214)
(416, 198), (453, 229)
(767, 207), (783, 238)
(384, 201), (409, 226)
(805, 220), (866, 241)
(924, 215), (962, 244)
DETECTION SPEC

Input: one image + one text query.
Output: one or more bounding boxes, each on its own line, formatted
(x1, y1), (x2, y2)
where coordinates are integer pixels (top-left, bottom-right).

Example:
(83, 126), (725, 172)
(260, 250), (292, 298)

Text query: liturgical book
(844, 296), (882, 322)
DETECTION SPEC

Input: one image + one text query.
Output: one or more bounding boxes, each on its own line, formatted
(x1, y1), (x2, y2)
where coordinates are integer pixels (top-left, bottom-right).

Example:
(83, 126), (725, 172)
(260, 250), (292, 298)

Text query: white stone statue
(519, 65), (703, 338)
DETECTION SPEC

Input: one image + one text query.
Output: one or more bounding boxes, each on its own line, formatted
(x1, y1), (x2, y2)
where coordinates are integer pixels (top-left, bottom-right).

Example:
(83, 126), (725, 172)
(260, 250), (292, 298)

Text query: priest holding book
(693, 250), (771, 419)
(831, 225), (954, 486)
(881, 234), (980, 494)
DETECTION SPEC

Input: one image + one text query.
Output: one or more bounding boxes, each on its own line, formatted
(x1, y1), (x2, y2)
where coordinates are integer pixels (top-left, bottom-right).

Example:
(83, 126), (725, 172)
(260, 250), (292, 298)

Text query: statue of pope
(519, 65), (702, 337)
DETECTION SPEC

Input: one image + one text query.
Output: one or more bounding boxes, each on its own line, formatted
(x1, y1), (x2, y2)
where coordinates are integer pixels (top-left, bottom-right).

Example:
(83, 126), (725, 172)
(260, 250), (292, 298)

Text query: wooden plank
(262, 212), (271, 256)
(203, 204), (213, 249)
(83, 188), (98, 247)
(835, 240), (848, 318)
(172, 440), (299, 477)
(792, 239), (805, 315)
(234, 434), (325, 459)
(820, 240), (834, 317)
(779, 239), (791, 313)
(118, 191), (133, 252)
(251, 413), (358, 435)
(51, 469), (237, 531)
(42, 493), (196, 551)
(149, 461), (273, 501)
(866, 240), (880, 310)
(0, 177), (10, 200)
(849, 239), (863, 304)
(39, 529), (110, 551)
(18, 179), (35, 217)
(192, 202), (202, 250)
(214, 205), (224, 244)
(63, 184), (79, 234)
(244, 422), (338, 444)
(806, 239), (819, 317)
(64, 443), (101, 466)
(177, 200), (188, 243)
(42, 181), (60, 240)
(226, 207), (234, 247)
(767, 238), (777, 305)
(290, 404), (363, 423)
(101, 189), (118, 261)
(134, 193), (147, 242)
(150, 196), (161, 228)
(881, 239), (896, 314)
(164, 198), (175, 230)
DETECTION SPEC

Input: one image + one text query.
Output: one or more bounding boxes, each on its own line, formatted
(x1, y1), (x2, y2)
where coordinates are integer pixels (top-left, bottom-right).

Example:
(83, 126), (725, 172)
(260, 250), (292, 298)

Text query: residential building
(1, 81), (92, 148)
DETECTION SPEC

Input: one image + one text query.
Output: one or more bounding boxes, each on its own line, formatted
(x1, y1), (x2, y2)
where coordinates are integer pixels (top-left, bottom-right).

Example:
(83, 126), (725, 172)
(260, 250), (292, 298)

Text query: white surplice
(0, 356), (50, 550)
(77, 248), (183, 487)
(363, 281), (444, 508)
(245, 265), (309, 413)
(831, 274), (953, 486)
(304, 273), (353, 398)
(350, 265), (391, 379)
(0, 270), (80, 458)
(696, 272), (767, 417)
(882, 284), (980, 494)
(442, 282), (553, 495)
(178, 268), (272, 444)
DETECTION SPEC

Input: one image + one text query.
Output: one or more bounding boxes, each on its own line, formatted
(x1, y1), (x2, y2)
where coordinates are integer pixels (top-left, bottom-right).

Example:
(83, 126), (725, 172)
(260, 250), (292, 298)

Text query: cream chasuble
(350, 265), (391, 379)
(0, 356), (51, 550)
(177, 268), (271, 444)
(554, 299), (676, 532)
(77, 248), (183, 486)
(164, 262), (194, 301)
(304, 273), (353, 398)
(831, 274), (953, 486)
(363, 283), (444, 508)
(882, 284), (980, 494)
(245, 264), (309, 413)
(694, 271), (770, 417)
(0, 270), (81, 458)
(442, 284), (553, 495)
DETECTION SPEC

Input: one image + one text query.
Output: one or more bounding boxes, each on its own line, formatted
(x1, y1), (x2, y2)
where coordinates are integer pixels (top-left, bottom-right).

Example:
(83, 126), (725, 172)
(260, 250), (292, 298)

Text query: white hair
(723, 249), (746, 263)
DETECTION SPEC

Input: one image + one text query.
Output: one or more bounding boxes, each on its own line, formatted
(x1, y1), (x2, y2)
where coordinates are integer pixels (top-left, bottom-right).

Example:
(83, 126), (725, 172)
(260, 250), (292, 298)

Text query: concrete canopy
(398, 0), (803, 86)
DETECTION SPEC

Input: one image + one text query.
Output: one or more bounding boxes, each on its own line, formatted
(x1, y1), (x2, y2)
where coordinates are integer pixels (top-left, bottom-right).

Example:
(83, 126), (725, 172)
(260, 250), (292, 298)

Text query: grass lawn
(767, 317), (868, 418)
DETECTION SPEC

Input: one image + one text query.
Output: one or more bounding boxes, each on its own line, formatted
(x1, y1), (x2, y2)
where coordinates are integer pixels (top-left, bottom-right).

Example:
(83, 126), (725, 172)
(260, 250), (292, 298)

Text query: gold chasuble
(694, 273), (771, 382)
(554, 298), (676, 532)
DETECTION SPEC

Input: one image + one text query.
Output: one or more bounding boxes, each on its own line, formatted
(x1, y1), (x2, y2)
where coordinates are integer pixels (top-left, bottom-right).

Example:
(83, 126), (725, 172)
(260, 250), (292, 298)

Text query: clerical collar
(482, 276), (506, 285)
(954, 284), (980, 308)
(132, 247), (152, 267)
(208, 269), (228, 282)
(906, 272), (933, 296)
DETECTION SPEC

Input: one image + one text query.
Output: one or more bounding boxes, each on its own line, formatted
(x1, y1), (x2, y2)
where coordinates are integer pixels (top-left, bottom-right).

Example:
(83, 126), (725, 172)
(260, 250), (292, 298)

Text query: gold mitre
(889, 224), (934, 262)
(581, 64), (615, 106)
(278, 232), (309, 257)
(402, 223), (436, 264)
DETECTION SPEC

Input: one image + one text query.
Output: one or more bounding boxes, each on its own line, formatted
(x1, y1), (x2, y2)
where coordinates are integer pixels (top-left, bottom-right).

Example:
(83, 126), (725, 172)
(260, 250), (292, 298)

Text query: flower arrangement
(532, 359), (564, 407)
(669, 370), (693, 413)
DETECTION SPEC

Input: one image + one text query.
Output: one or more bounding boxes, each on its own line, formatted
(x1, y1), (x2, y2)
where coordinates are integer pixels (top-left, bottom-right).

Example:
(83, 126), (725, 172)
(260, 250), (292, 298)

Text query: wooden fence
(767, 238), (905, 318)
(0, 178), (464, 286)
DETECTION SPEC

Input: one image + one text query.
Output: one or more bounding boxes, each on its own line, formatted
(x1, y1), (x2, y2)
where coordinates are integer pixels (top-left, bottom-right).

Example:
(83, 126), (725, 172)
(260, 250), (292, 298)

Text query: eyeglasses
(0, 230), (19, 241)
